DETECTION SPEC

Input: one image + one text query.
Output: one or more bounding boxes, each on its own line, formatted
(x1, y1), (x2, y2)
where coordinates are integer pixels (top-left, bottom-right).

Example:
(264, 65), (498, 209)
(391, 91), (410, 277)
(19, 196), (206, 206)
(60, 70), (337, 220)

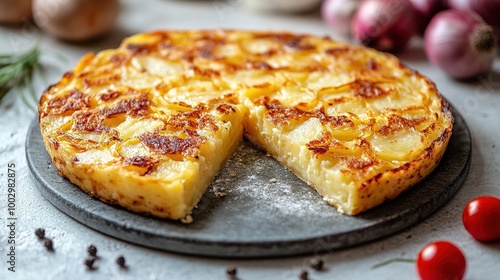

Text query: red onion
(409, 0), (444, 34)
(424, 9), (497, 79)
(321, 0), (362, 36)
(447, 0), (500, 40)
(352, 0), (417, 53)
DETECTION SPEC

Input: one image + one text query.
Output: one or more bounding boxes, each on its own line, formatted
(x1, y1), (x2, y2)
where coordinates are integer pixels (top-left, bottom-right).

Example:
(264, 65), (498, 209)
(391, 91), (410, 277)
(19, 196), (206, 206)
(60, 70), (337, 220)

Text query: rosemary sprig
(0, 43), (43, 111)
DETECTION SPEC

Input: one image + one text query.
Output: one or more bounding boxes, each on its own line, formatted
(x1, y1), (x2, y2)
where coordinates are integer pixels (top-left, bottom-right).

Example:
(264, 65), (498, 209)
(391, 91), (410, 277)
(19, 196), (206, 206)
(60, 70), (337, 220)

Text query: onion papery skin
(321, 0), (362, 36)
(410, 0), (444, 34)
(447, 0), (500, 40)
(352, 0), (417, 53)
(424, 9), (497, 79)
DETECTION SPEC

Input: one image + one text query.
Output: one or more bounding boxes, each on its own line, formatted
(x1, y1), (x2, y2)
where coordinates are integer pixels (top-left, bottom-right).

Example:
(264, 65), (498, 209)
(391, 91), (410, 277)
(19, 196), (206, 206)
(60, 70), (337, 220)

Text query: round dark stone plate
(26, 109), (471, 258)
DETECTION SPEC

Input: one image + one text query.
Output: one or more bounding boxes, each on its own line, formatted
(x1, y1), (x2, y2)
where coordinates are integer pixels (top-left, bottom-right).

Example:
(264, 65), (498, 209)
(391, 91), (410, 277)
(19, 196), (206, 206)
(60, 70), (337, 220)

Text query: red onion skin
(424, 9), (497, 78)
(353, 0), (417, 53)
(447, 0), (500, 40)
(409, 0), (444, 34)
(321, 0), (362, 36)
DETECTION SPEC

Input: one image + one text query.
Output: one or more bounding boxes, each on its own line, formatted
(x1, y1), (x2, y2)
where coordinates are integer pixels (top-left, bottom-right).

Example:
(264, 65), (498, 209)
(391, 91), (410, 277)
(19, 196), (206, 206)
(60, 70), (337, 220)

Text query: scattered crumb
(215, 179), (222, 183)
(212, 185), (229, 197)
(269, 178), (278, 183)
(181, 215), (193, 224)
(229, 173), (237, 177)
(215, 191), (227, 197)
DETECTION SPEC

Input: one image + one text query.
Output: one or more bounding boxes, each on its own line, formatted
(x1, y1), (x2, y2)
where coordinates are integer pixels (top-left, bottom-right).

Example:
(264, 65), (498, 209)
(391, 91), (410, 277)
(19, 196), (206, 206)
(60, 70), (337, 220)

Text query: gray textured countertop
(1, 0), (499, 279)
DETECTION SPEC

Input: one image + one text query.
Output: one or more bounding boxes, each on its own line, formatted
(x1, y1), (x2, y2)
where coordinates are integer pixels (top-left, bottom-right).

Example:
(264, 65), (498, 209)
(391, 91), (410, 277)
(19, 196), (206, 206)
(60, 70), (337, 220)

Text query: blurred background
(1, 0), (498, 109)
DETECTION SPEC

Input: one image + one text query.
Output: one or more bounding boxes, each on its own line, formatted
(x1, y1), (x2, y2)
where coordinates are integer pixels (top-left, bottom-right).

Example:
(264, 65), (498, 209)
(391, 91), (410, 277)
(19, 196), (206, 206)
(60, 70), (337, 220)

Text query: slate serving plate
(26, 109), (471, 258)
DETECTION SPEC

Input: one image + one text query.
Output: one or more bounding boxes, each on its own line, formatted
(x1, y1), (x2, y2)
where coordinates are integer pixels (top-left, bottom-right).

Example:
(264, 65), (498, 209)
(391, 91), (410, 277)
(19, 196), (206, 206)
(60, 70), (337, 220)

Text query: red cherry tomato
(462, 196), (500, 242)
(416, 241), (466, 280)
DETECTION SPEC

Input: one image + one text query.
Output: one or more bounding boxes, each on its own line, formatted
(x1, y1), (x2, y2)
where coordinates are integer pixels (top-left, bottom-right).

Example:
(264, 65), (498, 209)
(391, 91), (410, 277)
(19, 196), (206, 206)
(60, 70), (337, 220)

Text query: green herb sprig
(0, 43), (45, 112)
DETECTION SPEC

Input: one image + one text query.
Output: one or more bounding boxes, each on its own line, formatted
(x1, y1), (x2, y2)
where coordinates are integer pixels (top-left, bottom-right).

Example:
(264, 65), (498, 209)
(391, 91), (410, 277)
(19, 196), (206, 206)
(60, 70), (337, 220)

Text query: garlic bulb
(0, 0), (32, 24)
(33, 0), (120, 42)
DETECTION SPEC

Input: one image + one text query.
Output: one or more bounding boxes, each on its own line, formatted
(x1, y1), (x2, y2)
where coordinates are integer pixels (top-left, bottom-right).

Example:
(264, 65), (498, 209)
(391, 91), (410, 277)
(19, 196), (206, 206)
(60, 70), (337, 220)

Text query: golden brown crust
(139, 132), (206, 157)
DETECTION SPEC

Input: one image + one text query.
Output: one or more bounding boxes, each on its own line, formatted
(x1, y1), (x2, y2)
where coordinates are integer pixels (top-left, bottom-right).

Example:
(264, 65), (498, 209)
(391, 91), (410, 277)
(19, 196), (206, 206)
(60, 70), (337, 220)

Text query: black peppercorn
(35, 228), (45, 239)
(299, 269), (308, 280)
(84, 258), (95, 270)
(116, 256), (126, 268)
(309, 257), (324, 271)
(226, 265), (237, 276)
(87, 245), (97, 257)
(44, 239), (53, 251)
